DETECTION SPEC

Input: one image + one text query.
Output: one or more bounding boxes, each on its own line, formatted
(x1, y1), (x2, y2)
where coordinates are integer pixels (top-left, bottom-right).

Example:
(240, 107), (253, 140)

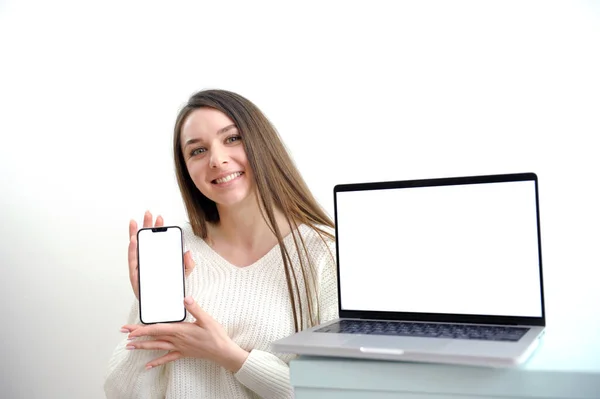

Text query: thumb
(184, 251), (196, 277)
(184, 296), (209, 325)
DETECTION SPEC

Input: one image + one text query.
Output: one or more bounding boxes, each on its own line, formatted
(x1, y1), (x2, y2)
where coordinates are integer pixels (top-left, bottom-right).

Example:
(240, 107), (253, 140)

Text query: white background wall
(0, 0), (599, 397)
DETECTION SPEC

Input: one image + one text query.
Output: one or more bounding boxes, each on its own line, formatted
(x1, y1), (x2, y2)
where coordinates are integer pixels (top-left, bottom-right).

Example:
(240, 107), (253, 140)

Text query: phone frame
(136, 225), (186, 324)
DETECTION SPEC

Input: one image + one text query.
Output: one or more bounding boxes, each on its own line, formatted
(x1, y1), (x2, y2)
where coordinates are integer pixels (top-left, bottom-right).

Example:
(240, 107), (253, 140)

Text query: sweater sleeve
(103, 301), (170, 399)
(234, 349), (294, 398)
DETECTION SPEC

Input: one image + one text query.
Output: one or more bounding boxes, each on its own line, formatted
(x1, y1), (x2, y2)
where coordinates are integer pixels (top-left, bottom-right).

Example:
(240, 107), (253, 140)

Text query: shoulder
(175, 221), (205, 250)
(297, 223), (334, 244)
(295, 224), (336, 262)
(178, 221), (194, 239)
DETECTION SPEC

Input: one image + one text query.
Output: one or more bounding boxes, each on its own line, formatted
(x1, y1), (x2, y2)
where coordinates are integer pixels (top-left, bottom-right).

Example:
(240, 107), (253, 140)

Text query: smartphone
(137, 225), (186, 324)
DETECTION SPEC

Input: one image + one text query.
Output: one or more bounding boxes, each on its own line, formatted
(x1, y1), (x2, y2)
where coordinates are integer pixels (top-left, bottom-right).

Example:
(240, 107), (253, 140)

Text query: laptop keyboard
(315, 320), (529, 342)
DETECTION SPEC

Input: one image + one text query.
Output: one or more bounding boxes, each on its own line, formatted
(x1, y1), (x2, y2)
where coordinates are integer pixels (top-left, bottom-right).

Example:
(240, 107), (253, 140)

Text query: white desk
(289, 316), (600, 398)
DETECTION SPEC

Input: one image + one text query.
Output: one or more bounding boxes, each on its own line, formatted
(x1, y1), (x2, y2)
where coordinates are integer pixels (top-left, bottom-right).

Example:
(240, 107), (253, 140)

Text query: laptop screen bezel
(333, 172), (546, 327)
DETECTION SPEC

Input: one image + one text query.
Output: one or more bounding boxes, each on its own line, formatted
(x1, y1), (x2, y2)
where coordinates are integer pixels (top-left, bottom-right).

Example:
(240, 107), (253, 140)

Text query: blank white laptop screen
(336, 180), (542, 318)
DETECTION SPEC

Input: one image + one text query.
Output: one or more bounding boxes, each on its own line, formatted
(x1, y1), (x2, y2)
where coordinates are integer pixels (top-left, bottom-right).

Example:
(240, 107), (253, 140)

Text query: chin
(201, 177), (256, 208)
(212, 190), (254, 208)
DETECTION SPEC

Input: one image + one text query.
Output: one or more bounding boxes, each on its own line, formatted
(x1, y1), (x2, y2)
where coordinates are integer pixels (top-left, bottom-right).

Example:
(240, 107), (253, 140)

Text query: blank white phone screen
(137, 227), (186, 324)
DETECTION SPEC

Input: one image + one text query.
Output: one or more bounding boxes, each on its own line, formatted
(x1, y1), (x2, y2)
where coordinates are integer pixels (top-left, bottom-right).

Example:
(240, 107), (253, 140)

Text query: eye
(225, 135), (242, 144)
(190, 147), (206, 157)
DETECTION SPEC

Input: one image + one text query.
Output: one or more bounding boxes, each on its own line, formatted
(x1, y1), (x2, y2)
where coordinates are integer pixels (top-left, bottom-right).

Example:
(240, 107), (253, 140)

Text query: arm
(122, 298), (291, 398)
(103, 302), (169, 399)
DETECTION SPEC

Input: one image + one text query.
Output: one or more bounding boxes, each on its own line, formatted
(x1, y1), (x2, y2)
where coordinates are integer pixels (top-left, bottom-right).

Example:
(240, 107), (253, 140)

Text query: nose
(209, 145), (228, 168)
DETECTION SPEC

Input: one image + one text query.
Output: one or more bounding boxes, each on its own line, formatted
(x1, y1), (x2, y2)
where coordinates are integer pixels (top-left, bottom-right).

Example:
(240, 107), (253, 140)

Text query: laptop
(273, 172), (546, 367)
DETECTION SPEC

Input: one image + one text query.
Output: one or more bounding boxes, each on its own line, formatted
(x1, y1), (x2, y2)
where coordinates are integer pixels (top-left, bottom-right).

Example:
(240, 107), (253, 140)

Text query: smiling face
(180, 107), (255, 209)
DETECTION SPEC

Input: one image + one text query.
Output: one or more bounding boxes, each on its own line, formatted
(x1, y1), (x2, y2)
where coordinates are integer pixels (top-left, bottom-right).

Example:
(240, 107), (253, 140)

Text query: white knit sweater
(104, 223), (338, 399)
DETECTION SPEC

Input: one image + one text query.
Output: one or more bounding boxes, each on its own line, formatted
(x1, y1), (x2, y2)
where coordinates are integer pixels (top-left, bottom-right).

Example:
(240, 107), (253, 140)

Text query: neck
(211, 195), (289, 249)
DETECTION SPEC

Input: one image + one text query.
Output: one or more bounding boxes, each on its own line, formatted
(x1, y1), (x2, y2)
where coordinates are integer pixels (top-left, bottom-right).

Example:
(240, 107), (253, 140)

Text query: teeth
(215, 172), (242, 184)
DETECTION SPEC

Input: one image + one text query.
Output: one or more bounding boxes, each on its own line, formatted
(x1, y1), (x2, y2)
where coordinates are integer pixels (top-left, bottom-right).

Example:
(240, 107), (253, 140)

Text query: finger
(184, 296), (210, 325)
(121, 324), (143, 333)
(143, 210), (152, 228)
(129, 219), (138, 240)
(155, 215), (164, 227)
(128, 323), (179, 339)
(153, 335), (173, 343)
(184, 251), (196, 277)
(126, 340), (176, 352)
(128, 235), (138, 276)
(145, 351), (182, 370)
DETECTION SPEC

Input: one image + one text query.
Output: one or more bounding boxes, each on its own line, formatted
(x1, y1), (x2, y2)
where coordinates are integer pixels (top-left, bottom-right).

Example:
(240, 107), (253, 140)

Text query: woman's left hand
(122, 297), (249, 372)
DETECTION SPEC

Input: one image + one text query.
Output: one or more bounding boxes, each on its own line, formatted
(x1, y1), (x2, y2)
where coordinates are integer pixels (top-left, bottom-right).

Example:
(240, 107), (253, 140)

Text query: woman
(104, 89), (338, 398)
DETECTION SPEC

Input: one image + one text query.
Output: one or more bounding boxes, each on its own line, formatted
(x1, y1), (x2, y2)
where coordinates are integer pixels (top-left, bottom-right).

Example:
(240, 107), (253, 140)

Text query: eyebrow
(183, 124), (237, 148)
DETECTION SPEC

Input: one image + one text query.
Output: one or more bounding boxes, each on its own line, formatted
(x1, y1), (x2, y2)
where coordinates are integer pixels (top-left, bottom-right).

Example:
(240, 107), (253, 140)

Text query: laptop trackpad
(349, 335), (449, 353)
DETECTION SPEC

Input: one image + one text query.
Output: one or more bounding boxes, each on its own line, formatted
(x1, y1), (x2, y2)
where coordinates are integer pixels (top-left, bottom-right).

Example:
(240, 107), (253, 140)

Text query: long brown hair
(173, 89), (334, 332)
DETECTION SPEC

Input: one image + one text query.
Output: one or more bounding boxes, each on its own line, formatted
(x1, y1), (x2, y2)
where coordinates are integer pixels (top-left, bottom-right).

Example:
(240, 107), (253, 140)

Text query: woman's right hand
(128, 211), (196, 300)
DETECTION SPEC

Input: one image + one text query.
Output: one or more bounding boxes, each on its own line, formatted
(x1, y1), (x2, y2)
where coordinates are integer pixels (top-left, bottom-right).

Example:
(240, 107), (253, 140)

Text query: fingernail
(145, 365), (153, 370)
(120, 328), (129, 333)
(127, 336), (135, 340)
(126, 345), (135, 350)
(184, 296), (194, 305)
